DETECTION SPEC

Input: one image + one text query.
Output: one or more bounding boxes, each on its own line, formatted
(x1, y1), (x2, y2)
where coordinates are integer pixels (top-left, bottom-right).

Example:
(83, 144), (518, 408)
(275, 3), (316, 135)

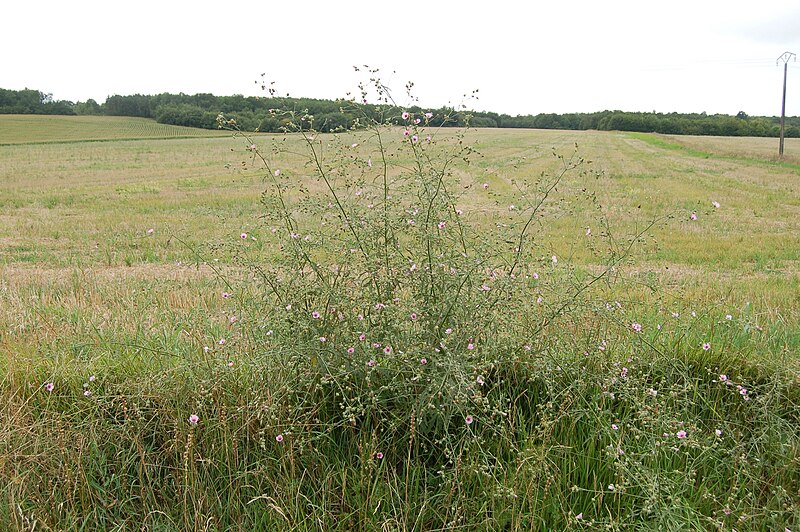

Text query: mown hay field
(1, 115), (798, 530)
(2, 117), (797, 351)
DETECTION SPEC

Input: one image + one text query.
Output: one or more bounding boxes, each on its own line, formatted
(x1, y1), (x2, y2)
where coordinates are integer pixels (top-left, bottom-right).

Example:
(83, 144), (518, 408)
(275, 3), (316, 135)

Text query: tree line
(2, 87), (799, 138)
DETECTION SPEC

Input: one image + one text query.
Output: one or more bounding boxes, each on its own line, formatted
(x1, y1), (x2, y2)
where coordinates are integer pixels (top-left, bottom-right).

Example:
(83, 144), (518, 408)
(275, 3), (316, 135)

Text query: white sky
(2, 0), (799, 117)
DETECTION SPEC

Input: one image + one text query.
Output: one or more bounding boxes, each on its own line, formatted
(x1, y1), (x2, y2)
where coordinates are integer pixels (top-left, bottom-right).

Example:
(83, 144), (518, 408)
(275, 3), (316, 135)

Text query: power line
(642, 57), (788, 72)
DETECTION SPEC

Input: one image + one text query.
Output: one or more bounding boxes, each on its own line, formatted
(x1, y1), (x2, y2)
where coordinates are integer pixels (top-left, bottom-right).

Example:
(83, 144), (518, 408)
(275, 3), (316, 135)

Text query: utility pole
(777, 51), (796, 158)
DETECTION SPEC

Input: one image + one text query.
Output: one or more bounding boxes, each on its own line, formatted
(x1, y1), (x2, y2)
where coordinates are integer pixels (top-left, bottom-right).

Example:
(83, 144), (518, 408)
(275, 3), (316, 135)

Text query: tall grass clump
(1, 71), (798, 530)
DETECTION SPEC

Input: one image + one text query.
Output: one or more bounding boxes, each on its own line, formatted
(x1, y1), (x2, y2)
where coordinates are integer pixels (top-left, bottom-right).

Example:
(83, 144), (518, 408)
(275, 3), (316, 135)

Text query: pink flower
(45, 382), (54, 392)
(311, 311), (321, 319)
(410, 313), (418, 321)
(218, 338), (226, 345)
(222, 292), (232, 299)
(611, 424), (619, 431)
(347, 347), (355, 354)
(631, 323), (642, 332)
(445, 328), (452, 335)
(467, 342), (475, 350)
(229, 316), (238, 324)
(715, 429), (722, 437)
(425, 112), (433, 119)
(274, 169), (280, 177)
(414, 118), (421, 125)
(403, 129), (410, 137)
(465, 415), (474, 425)
(482, 183), (489, 189)
(359, 333), (366, 342)
(188, 414), (199, 425)
(383, 346), (392, 354)
(319, 336), (326, 342)
(437, 221), (446, 229)
(83, 390), (91, 397)
(147, 228), (155, 235)
(476, 376), (485, 385)
(376, 451), (384, 459)
(401, 111), (410, 120)
(275, 434), (284, 442)
(576, 512), (583, 520)
(420, 358), (428, 365)
(241, 232), (248, 239)
(712, 201), (720, 208)
(676, 430), (687, 439)
(368, 359), (376, 367)
(690, 212), (697, 221)
(719, 374), (728, 382)
(702, 343), (711, 351)
(552, 255), (558, 264)
(411, 135), (418, 143)
(533, 272), (539, 280)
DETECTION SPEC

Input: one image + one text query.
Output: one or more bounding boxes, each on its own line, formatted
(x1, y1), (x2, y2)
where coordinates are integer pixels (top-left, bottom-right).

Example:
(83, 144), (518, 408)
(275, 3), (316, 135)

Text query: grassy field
(0, 114), (229, 145)
(1, 115), (798, 530)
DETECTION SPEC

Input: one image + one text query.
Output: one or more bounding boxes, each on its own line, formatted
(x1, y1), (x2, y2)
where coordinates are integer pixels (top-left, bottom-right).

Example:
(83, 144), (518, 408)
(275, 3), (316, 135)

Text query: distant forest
(2, 87), (799, 138)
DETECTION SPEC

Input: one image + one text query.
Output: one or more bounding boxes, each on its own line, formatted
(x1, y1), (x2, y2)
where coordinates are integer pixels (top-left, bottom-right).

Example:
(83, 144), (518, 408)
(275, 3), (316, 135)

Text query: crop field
(0, 115), (798, 530)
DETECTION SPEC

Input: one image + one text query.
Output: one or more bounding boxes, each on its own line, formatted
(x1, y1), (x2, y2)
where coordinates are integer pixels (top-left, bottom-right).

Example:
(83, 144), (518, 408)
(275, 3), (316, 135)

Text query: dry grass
(0, 122), (798, 357)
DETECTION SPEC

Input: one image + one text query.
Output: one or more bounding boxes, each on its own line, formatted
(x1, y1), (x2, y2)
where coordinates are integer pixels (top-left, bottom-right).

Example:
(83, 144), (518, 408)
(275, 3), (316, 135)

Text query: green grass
(0, 117), (798, 530)
(0, 114), (230, 145)
(627, 131), (800, 170)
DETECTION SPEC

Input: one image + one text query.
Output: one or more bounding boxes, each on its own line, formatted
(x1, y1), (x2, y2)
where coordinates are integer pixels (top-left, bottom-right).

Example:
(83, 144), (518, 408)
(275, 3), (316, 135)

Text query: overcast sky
(2, 0), (799, 117)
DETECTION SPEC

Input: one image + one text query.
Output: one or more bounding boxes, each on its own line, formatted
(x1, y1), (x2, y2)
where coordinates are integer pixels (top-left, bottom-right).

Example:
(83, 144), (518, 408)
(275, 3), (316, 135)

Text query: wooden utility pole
(777, 52), (796, 158)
